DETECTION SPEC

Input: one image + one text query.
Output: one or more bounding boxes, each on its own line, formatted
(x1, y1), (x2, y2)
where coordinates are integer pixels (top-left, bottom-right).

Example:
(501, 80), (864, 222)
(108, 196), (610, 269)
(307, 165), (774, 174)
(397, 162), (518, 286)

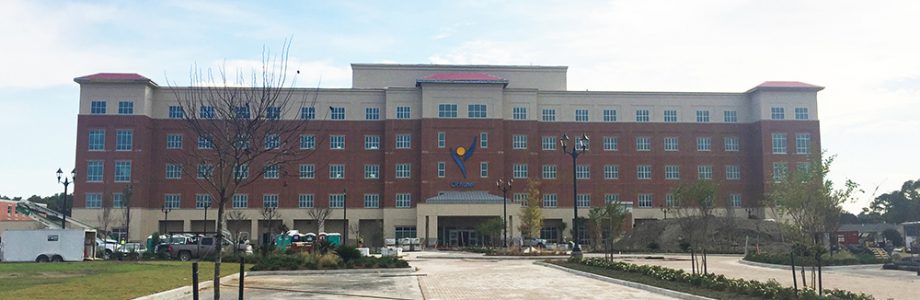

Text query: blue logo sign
(449, 137), (477, 179)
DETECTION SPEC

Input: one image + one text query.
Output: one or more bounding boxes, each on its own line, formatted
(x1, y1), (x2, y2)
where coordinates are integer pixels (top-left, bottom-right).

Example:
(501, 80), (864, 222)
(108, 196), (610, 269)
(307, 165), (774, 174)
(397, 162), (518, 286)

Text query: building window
(438, 104), (458, 118)
(234, 164), (249, 180)
(724, 110), (738, 123)
(664, 110), (677, 122)
(729, 193), (742, 207)
(395, 226), (417, 238)
(363, 194), (379, 208)
(112, 193), (124, 208)
(230, 194), (248, 208)
(395, 134), (411, 149)
(698, 165), (713, 180)
(437, 132), (446, 148)
(266, 106), (281, 120)
(325, 193), (344, 208)
(605, 193), (620, 205)
(166, 163), (182, 179)
(480, 161), (489, 178)
(604, 165), (619, 180)
(575, 109), (589, 122)
(512, 164), (528, 179)
(199, 106), (215, 119)
(666, 194), (675, 207)
(330, 107), (345, 120)
(263, 164), (279, 179)
(264, 134), (280, 149)
(795, 133), (811, 154)
(299, 164), (315, 179)
(771, 107), (785, 120)
(635, 110), (650, 122)
(365, 164), (380, 179)
(233, 106), (249, 119)
(603, 109), (617, 122)
(395, 193), (412, 208)
(301, 107), (315, 120)
(480, 132), (488, 148)
(696, 110), (710, 123)
(195, 194), (213, 209)
(697, 137), (711, 151)
(726, 165), (741, 180)
(468, 104), (487, 118)
(329, 135), (345, 150)
(542, 164), (557, 180)
(297, 194), (313, 208)
(114, 161), (131, 182)
(542, 193), (558, 208)
(637, 165), (652, 180)
(87, 161), (104, 182)
(513, 193), (528, 205)
(329, 164), (344, 179)
(542, 136), (556, 151)
(396, 106), (411, 119)
(664, 137), (678, 152)
(358, 135), (378, 150)
(365, 107), (380, 120)
(513, 107), (527, 120)
(542, 108), (556, 121)
(395, 163), (411, 179)
(164, 194), (180, 209)
(603, 136), (618, 151)
(166, 134), (183, 149)
(512, 135), (527, 149)
(263, 194), (279, 208)
(300, 135), (316, 150)
(665, 165), (680, 180)
(576, 164), (590, 180)
(168, 106), (184, 119)
(118, 101), (133, 115)
(197, 135), (214, 149)
(91, 101), (107, 114)
(88, 129), (105, 151)
(86, 193), (103, 208)
(197, 164), (213, 179)
(772, 133), (787, 154)
(638, 194), (653, 208)
(437, 162), (446, 178)
(724, 137), (740, 152)
(636, 137), (651, 151)
(795, 107), (809, 120)
(576, 194), (591, 208)
(772, 162), (788, 181)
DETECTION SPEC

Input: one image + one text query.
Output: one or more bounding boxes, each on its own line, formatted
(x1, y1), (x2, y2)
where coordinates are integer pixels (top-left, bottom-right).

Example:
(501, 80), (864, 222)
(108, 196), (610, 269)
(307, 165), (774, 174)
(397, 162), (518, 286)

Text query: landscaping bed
(744, 252), (884, 267)
(248, 245), (409, 271)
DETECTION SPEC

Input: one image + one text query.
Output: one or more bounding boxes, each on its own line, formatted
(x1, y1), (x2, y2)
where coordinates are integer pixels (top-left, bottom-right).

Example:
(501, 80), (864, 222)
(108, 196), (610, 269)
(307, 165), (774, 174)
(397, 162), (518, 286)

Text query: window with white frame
(664, 110), (678, 122)
(513, 107), (527, 120)
(233, 194), (248, 208)
(395, 226), (416, 238)
(542, 136), (556, 150)
(330, 107), (345, 120)
(480, 132), (488, 148)
(795, 133), (810, 154)
(698, 165), (713, 180)
(118, 101), (133, 115)
(795, 107), (809, 120)
(329, 164), (344, 179)
(512, 164), (528, 179)
(87, 161), (103, 182)
(437, 162), (446, 178)
(196, 194), (213, 209)
(365, 107), (380, 120)
(364, 135), (380, 150)
(697, 137), (711, 151)
(666, 194), (675, 207)
(164, 194), (180, 209)
(772, 162), (788, 181)
(635, 109), (650, 122)
(395, 134), (411, 149)
(772, 133), (787, 154)
(575, 109), (589, 122)
(438, 104), (458, 118)
(299, 164), (315, 179)
(364, 194), (379, 208)
(168, 106), (184, 119)
(329, 135), (345, 150)
(468, 104), (487, 118)
(91, 101), (107, 114)
(300, 107), (315, 120)
(543, 193), (558, 208)
(603, 136), (618, 151)
(299, 135), (315, 150)
(395, 163), (411, 178)
(771, 107), (785, 120)
(603, 109), (617, 122)
(636, 137), (651, 151)
(576, 194), (591, 208)
(576, 164), (590, 180)
(605, 193), (620, 205)
(264, 164), (279, 179)
(724, 136), (740, 152)
(89, 129), (105, 151)
(263, 194), (279, 208)
(542, 108), (556, 121)
(234, 134), (251, 150)
(512, 135), (527, 149)
(637, 165), (652, 180)
(114, 161), (131, 182)
(266, 106), (281, 120)
(298, 194), (313, 208)
(395, 193), (411, 208)
(235, 164), (249, 179)
(166, 134), (183, 149)
(604, 164), (619, 180)
(437, 132), (445, 148)
(696, 110), (710, 122)
(724, 110), (738, 123)
(638, 193), (653, 208)
(199, 106), (215, 119)
(166, 163), (182, 179)
(364, 164), (380, 179)
(513, 193), (528, 205)
(729, 193), (742, 207)
(726, 165), (741, 180)
(396, 106), (411, 119)
(113, 193), (124, 208)
(197, 163), (212, 179)
(480, 161), (489, 178)
(665, 165), (680, 180)
(664, 137), (678, 151)
(542, 164), (557, 179)
(197, 135), (213, 149)
(86, 193), (103, 208)
(264, 134), (280, 149)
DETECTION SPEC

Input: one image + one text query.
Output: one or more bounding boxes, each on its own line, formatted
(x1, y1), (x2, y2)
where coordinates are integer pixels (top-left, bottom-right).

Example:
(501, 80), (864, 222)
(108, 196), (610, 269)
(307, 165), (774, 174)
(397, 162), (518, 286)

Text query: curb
(535, 261), (714, 300)
(247, 267), (415, 276)
(415, 255), (570, 260)
(134, 272), (243, 300)
(737, 258), (884, 270)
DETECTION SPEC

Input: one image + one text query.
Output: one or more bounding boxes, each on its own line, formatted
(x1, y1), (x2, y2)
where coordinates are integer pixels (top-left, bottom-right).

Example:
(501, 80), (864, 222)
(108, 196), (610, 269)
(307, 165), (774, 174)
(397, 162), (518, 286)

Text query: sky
(1, 0), (918, 213)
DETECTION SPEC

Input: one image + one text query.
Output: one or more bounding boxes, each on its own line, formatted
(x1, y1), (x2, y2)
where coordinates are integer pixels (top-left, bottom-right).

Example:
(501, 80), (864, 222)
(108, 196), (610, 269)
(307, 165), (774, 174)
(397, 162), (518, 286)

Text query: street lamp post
(203, 199), (210, 233)
(660, 204), (669, 220)
(161, 205), (172, 234)
(56, 168), (76, 229)
(342, 188), (348, 246)
(560, 133), (589, 258)
(496, 178), (513, 248)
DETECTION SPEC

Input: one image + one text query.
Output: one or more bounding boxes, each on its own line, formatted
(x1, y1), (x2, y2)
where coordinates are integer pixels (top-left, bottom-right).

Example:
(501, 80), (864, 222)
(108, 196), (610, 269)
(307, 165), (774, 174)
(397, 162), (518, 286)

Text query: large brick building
(70, 64), (821, 246)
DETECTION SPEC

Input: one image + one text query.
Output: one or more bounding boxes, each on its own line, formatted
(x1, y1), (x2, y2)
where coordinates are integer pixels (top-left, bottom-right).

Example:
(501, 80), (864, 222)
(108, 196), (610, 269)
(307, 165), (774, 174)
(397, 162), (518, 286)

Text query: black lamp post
(560, 133), (588, 258)
(203, 197), (211, 233)
(496, 178), (513, 248)
(161, 204), (172, 234)
(745, 207), (754, 219)
(342, 188), (348, 245)
(56, 168), (76, 229)
(660, 204), (670, 220)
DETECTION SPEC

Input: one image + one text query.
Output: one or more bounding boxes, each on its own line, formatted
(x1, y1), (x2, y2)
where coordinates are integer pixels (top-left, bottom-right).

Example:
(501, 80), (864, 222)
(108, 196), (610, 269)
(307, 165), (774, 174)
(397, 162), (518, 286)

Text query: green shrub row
(572, 258), (873, 300)
(745, 253), (883, 267)
(250, 252), (408, 271)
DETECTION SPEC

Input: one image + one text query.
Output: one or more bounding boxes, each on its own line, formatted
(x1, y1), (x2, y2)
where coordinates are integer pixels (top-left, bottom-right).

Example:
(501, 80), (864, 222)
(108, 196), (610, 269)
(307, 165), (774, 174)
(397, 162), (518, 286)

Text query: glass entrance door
(448, 229), (479, 247)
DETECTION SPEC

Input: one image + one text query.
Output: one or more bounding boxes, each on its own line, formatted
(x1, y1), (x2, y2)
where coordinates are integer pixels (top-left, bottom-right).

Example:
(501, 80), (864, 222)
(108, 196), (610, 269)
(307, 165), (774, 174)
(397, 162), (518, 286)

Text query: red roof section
(756, 81), (823, 89)
(421, 72), (505, 81)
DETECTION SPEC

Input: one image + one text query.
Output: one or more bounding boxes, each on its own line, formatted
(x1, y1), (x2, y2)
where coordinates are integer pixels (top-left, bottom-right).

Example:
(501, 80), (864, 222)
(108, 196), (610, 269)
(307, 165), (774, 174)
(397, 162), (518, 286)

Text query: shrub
(317, 253), (341, 269)
(647, 242), (660, 251)
(315, 240), (335, 254)
(336, 245), (362, 263)
(745, 251), (883, 267)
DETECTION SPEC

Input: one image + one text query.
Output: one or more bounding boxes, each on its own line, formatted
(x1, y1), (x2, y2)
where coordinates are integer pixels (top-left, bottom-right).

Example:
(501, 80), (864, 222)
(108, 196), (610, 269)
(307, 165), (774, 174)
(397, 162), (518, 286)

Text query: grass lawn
(0, 260), (248, 300)
(550, 261), (765, 300)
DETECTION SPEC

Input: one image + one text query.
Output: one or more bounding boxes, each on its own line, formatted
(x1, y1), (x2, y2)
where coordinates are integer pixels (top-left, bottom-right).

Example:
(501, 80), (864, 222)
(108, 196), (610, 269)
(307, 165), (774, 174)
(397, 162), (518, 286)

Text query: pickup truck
(166, 235), (225, 261)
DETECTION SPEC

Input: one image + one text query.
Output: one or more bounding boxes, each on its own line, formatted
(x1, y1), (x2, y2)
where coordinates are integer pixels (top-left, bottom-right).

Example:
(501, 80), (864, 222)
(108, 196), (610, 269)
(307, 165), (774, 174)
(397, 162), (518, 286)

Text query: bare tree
(121, 184), (134, 242)
(260, 207), (282, 235)
(97, 198), (116, 259)
(166, 40), (319, 299)
(307, 206), (332, 233)
(226, 209), (249, 253)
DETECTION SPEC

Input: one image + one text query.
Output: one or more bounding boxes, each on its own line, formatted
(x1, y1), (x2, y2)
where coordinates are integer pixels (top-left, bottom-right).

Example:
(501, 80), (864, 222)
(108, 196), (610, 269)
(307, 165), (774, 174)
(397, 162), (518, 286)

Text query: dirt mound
(615, 217), (792, 253)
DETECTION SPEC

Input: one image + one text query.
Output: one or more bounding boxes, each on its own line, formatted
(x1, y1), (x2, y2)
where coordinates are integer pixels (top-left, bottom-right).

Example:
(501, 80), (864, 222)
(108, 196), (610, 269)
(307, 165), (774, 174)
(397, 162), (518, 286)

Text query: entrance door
(448, 229), (479, 247)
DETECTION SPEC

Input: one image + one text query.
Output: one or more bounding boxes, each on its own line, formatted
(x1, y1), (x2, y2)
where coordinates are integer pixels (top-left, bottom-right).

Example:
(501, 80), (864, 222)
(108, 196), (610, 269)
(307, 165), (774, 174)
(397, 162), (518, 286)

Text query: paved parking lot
(192, 271), (424, 300)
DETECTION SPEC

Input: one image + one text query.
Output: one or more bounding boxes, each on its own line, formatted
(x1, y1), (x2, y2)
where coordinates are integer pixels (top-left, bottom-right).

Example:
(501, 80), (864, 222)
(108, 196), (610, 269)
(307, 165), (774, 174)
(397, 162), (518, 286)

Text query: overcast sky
(1, 0), (918, 213)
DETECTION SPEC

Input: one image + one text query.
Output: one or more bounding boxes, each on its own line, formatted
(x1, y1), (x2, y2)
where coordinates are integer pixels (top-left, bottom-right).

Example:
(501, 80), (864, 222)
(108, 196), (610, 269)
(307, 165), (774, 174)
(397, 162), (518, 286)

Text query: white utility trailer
(0, 229), (97, 262)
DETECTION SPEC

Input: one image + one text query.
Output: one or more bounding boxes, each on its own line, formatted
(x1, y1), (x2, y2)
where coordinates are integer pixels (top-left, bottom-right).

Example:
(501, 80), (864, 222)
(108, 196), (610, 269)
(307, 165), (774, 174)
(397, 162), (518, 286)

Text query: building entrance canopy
(425, 191), (506, 204)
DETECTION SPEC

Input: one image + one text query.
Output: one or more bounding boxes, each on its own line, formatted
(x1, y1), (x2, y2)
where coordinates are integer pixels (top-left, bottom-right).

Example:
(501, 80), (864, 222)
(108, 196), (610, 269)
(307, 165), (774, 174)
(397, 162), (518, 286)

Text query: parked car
(165, 235), (234, 261)
(117, 242), (147, 254)
(523, 238), (547, 248)
(96, 238), (120, 260)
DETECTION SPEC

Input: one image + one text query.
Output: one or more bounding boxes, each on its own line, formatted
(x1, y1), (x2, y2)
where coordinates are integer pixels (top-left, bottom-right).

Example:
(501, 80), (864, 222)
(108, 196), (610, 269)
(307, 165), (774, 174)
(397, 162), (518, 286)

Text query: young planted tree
(226, 209), (249, 253)
(307, 206), (332, 233)
(673, 179), (719, 274)
(518, 179), (544, 240)
(475, 217), (504, 248)
(121, 184), (134, 242)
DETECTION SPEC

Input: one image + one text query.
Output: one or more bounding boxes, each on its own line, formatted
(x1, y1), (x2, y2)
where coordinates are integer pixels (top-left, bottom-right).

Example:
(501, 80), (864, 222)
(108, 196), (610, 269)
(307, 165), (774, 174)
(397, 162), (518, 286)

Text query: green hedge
(571, 258), (873, 300)
(250, 253), (408, 271)
(745, 253), (883, 267)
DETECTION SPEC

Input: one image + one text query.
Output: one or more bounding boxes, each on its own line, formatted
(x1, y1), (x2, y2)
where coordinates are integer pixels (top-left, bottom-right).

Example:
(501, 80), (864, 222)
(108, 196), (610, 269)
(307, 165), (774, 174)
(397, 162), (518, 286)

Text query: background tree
(475, 217), (503, 248)
(121, 184), (133, 242)
(866, 179), (920, 224)
(517, 179), (544, 240)
(672, 179), (719, 249)
(307, 206), (332, 233)
(226, 209), (249, 253)
(588, 208), (605, 251)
